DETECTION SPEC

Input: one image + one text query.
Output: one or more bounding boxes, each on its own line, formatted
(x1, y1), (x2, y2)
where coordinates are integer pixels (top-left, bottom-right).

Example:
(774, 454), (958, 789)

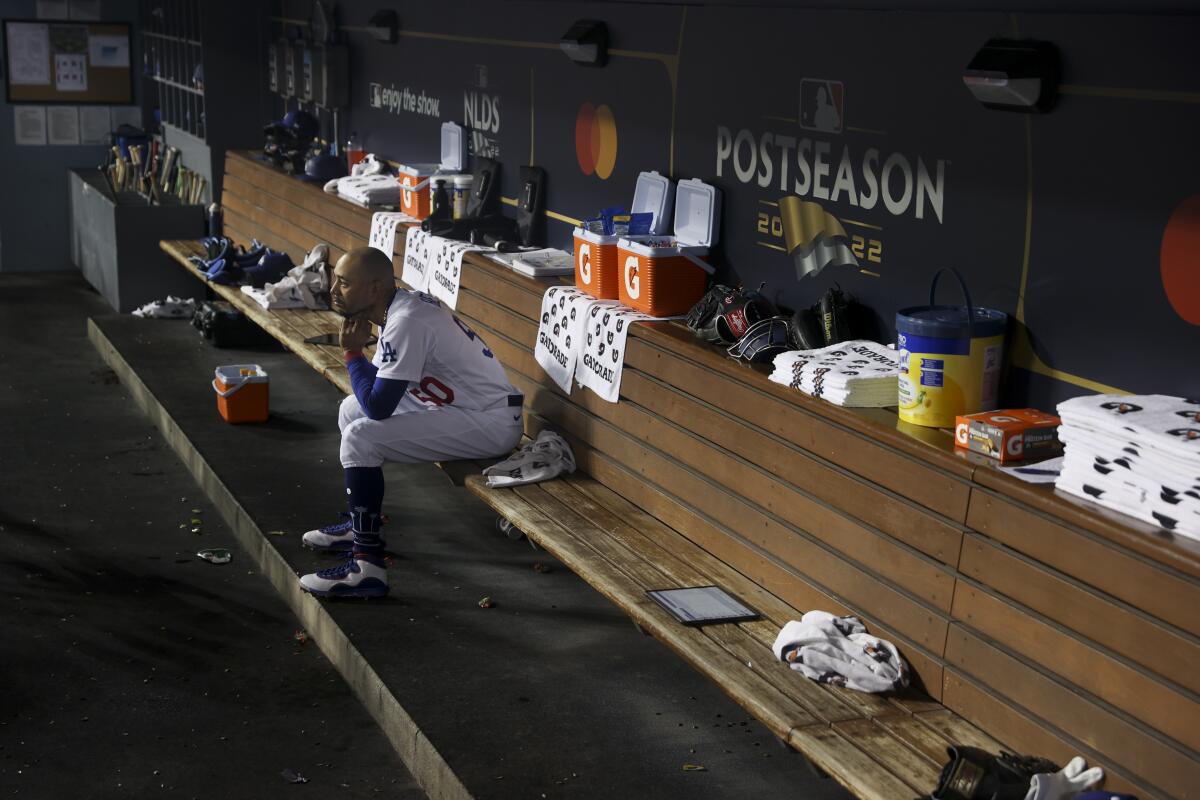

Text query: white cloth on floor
(1024, 756), (1104, 800)
(132, 295), (195, 318)
(1056, 393), (1200, 540)
(771, 611), (909, 694)
(483, 430), (577, 488)
(242, 244), (330, 310)
(769, 341), (900, 407)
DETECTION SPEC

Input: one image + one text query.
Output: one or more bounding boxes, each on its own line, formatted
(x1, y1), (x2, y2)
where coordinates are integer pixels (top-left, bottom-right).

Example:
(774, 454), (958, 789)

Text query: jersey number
(453, 316), (494, 359)
(409, 376), (455, 407)
(379, 342), (398, 363)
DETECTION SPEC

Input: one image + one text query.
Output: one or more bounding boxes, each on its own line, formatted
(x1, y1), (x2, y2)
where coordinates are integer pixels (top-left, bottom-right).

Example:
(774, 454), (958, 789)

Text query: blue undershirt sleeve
(346, 354), (408, 421)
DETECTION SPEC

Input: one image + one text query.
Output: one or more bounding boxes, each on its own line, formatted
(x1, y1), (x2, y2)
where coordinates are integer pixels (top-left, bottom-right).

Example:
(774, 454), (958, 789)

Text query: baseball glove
(929, 746), (1059, 800)
(687, 284), (778, 346)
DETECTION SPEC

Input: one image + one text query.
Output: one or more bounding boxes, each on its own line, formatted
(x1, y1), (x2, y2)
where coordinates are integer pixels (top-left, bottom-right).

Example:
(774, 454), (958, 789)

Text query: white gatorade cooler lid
(631, 170), (675, 235)
(398, 162), (440, 178)
(673, 178), (721, 248)
(440, 122), (467, 172)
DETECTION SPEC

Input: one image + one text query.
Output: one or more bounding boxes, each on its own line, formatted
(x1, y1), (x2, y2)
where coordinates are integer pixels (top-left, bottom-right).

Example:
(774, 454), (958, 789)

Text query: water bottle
(207, 202), (223, 238)
(345, 131), (364, 171)
(430, 178), (451, 221)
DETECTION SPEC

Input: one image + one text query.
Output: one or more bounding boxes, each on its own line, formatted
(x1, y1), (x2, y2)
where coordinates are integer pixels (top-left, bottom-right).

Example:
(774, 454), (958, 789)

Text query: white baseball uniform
(339, 289), (523, 467)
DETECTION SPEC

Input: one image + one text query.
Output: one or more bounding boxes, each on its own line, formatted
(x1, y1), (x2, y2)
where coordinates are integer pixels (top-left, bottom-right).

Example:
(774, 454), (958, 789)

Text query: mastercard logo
(575, 102), (617, 179)
(1161, 193), (1200, 325)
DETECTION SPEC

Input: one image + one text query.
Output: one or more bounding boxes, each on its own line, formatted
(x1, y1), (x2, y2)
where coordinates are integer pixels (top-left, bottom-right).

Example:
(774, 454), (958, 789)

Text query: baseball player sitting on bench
(299, 247), (523, 598)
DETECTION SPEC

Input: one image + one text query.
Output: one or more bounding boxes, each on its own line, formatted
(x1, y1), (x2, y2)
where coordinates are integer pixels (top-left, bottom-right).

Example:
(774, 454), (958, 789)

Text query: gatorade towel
(426, 236), (479, 310)
(402, 226), (432, 291)
(573, 302), (653, 402)
(896, 269), (1007, 428)
(534, 286), (597, 393)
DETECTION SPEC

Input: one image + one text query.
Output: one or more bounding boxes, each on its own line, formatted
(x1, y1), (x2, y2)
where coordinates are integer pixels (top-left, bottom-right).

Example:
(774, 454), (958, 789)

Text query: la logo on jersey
(380, 341), (398, 363)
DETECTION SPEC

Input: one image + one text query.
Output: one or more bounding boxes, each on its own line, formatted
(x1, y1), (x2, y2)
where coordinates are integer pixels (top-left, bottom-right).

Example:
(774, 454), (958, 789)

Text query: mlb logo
(369, 82), (383, 109)
(799, 79), (844, 134)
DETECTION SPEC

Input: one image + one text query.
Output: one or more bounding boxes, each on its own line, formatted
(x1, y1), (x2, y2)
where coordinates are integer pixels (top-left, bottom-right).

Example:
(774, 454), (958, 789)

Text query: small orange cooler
(396, 122), (468, 220)
(617, 178), (720, 317)
(212, 364), (269, 424)
(397, 163), (438, 219)
(572, 228), (622, 299)
(573, 170), (674, 300)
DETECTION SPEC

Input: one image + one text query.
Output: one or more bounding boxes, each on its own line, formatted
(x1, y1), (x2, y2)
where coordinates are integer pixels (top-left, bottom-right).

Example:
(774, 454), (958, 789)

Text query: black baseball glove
(686, 284), (778, 346)
(929, 746), (1059, 800)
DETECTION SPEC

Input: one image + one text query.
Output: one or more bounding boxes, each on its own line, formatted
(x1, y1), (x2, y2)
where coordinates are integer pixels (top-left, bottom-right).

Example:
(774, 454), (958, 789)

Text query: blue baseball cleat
(302, 513), (356, 552)
(302, 512), (388, 553)
(299, 556), (389, 598)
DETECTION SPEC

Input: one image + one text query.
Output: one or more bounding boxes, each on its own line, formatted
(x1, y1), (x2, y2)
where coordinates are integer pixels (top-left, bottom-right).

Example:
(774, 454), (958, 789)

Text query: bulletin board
(4, 19), (133, 104)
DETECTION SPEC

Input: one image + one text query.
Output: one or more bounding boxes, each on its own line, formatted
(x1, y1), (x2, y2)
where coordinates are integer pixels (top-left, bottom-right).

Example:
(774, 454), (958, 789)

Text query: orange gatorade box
(212, 364), (269, 424)
(954, 408), (1061, 462)
(573, 170), (674, 300)
(616, 178), (720, 317)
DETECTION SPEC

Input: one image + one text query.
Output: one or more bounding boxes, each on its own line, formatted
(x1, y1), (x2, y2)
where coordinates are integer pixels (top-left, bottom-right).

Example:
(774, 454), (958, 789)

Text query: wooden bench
(159, 150), (1200, 800)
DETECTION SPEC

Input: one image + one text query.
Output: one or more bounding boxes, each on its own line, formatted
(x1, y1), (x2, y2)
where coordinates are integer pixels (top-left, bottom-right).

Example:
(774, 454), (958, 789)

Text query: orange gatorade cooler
(396, 122), (468, 220)
(573, 170), (674, 300)
(212, 364), (269, 424)
(397, 163), (438, 219)
(617, 178), (720, 317)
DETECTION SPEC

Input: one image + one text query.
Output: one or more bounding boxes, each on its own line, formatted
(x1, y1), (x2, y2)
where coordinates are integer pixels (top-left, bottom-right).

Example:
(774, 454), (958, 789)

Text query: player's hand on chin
(340, 314), (373, 352)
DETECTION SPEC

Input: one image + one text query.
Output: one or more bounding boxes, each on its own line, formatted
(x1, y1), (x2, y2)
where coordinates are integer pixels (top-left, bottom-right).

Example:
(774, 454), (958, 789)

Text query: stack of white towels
(769, 340), (900, 407)
(334, 173), (399, 206)
(1056, 394), (1200, 541)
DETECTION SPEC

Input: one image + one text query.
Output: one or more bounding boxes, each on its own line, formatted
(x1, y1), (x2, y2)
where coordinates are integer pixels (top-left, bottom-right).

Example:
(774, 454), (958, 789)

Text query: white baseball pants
(338, 394), (523, 468)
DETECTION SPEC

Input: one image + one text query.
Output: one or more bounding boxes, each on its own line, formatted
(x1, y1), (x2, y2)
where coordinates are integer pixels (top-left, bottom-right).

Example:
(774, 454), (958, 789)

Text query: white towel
(1056, 393), (1200, 539)
(401, 226), (432, 291)
(332, 173), (400, 205)
(573, 302), (653, 403)
(769, 341), (900, 407)
(771, 611), (909, 694)
(483, 430), (577, 488)
(1058, 394), (1200, 462)
(533, 286), (598, 393)
(426, 236), (480, 310)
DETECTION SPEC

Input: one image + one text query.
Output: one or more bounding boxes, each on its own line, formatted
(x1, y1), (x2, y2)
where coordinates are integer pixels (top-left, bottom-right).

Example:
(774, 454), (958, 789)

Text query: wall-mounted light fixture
(963, 38), (1059, 113)
(367, 9), (399, 44)
(560, 20), (607, 67)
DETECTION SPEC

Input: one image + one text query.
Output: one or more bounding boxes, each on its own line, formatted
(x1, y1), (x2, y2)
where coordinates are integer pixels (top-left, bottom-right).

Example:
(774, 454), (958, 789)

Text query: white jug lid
(631, 170), (675, 236)
(673, 178), (721, 247)
(440, 122), (467, 172)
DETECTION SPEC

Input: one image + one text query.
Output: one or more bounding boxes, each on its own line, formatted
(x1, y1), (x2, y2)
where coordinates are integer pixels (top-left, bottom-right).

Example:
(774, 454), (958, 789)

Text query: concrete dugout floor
(2, 273), (850, 800)
(0, 274), (421, 799)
